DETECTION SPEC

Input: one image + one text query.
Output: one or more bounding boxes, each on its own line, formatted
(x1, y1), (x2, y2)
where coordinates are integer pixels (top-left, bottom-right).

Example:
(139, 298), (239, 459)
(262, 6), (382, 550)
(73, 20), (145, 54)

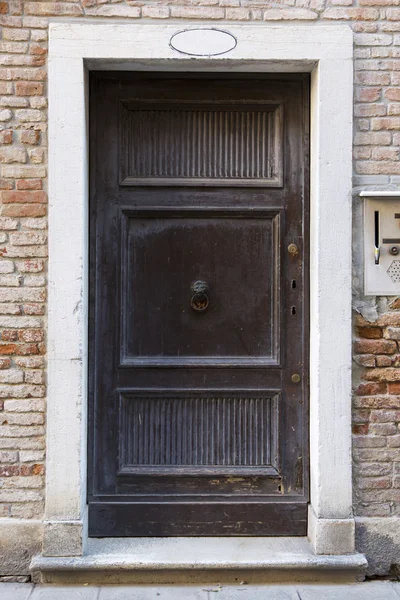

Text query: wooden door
(88, 73), (309, 536)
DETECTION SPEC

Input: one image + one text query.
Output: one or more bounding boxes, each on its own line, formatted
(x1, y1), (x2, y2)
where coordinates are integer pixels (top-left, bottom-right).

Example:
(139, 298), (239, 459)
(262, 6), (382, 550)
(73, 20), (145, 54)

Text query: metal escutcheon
(190, 280), (209, 312)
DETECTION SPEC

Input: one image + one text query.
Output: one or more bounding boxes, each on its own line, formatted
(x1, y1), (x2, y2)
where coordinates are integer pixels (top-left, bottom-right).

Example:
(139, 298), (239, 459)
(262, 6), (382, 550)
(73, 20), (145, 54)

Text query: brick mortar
(0, 0), (399, 521)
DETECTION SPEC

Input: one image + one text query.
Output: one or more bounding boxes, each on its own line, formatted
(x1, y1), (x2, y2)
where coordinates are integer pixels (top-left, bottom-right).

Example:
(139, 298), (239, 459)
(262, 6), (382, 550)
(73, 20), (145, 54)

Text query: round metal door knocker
(190, 280), (209, 312)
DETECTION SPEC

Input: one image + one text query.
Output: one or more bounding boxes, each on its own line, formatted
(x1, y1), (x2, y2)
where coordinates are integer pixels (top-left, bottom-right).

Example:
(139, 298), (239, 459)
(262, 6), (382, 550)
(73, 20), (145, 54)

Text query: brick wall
(0, 0), (399, 522)
(353, 308), (400, 518)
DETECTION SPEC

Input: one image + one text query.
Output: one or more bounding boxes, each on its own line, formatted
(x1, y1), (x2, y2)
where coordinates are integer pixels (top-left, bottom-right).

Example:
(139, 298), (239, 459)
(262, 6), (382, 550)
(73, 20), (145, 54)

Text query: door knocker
(190, 280), (209, 312)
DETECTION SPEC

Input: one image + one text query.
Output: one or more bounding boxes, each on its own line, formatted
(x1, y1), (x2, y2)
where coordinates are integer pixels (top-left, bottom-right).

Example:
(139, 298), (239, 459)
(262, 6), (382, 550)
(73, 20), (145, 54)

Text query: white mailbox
(362, 191), (400, 296)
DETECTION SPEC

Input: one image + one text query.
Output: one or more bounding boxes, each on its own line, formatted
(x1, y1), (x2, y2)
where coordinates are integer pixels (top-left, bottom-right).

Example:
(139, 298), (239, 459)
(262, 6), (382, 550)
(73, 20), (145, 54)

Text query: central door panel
(122, 211), (279, 364)
(88, 73), (309, 536)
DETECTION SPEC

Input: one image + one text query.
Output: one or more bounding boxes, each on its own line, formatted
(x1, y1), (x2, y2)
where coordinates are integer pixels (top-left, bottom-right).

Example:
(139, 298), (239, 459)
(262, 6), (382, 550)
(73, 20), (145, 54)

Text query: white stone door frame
(46, 21), (354, 556)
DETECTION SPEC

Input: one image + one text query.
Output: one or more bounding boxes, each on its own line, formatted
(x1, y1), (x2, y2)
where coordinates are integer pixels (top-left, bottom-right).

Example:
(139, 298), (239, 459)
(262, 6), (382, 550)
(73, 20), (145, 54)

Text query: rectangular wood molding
(120, 103), (283, 187)
(119, 393), (280, 474)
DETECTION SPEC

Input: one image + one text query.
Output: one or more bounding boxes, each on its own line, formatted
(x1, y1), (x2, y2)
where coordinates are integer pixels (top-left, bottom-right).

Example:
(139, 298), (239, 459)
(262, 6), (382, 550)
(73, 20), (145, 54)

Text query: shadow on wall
(356, 518), (400, 576)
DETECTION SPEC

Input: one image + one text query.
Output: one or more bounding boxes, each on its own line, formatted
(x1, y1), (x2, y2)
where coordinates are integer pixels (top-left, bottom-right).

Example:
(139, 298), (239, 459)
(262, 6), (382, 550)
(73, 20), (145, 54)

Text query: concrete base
(0, 519), (43, 577)
(30, 537), (367, 584)
(42, 521), (83, 557)
(308, 507), (355, 555)
(356, 517), (400, 577)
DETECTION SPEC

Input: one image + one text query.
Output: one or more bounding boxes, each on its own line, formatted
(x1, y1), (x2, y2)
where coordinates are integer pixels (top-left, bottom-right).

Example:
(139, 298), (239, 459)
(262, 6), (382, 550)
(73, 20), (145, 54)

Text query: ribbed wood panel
(126, 108), (278, 182)
(120, 396), (275, 467)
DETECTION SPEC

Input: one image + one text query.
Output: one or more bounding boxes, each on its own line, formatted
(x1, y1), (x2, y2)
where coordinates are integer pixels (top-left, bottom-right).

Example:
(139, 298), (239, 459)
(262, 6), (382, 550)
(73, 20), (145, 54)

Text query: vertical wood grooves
(121, 396), (275, 468)
(128, 108), (276, 181)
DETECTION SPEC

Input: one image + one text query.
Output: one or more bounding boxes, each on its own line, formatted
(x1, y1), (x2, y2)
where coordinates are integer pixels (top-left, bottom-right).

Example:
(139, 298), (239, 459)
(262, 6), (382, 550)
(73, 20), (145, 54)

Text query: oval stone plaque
(170, 29), (237, 57)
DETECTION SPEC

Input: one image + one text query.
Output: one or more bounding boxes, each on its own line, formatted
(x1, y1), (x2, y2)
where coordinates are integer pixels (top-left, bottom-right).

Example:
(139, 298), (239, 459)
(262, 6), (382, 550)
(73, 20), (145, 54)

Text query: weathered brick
(18, 329), (43, 343)
(385, 88), (400, 102)
(3, 28), (29, 42)
(16, 259), (44, 273)
(0, 147), (26, 164)
(372, 117), (400, 130)
(0, 451), (18, 463)
(355, 34), (393, 47)
(354, 339), (397, 354)
(1, 329), (18, 341)
(10, 502), (43, 518)
(355, 382), (387, 395)
(5, 413), (44, 426)
(0, 305), (20, 316)
(2, 204), (47, 217)
(20, 130), (40, 145)
(369, 423), (398, 435)
(4, 398), (44, 412)
(371, 409), (400, 422)
(353, 435), (387, 448)
(372, 147), (400, 160)
(1, 245), (47, 258)
(25, 3), (83, 16)
(19, 451), (44, 463)
(2, 165), (46, 179)
(353, 409), (371, 423)
(364, 368), (400, 382)
(0, 260), (14, 274)
(13, 357), (44, 369)
(142, 6), (169, 18)
(353, 423), (369, 434)
(16, 179), (41, 191)
(356, 477), (392, 490)
(376, 355), (393, 367)
(263, 8), (317, 18)
(85, 4), (140, 17)
(22, 303), (45, 316)
(354, 354), (376, 367)
(0, 130), (13, 145)
(9, 232), (46, 245)
(384, 327), (400, 339)
(24, 370), (44, 384)
(0, 109), (12, 122)
(324, 7), (379, 19)
(355, 72), (391, 85)
(171, 6), (224, 18)
(356, 326), (383, 339)
(0, 218), (18, 230)
(354, 131), (392, 145)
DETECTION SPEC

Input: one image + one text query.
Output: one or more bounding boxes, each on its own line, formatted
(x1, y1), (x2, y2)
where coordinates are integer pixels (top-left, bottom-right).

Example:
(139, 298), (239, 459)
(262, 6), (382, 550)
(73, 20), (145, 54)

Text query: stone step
(30, 537), (367, 584)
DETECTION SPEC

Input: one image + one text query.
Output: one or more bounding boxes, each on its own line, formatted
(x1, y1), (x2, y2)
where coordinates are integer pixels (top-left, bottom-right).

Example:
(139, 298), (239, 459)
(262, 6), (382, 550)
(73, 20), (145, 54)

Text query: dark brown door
(88, 73), (309, 536)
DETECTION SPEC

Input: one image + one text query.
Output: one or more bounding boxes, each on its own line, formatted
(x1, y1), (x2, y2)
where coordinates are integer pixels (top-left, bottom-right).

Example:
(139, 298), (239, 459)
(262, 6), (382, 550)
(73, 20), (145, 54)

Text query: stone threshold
(30, 537), (367, 584)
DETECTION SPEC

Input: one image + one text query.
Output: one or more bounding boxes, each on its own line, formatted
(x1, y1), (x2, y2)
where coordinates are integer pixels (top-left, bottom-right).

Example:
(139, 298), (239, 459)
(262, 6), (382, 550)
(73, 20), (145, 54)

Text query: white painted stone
(46, 21), (354, 558)
(170, 28), (236, 56)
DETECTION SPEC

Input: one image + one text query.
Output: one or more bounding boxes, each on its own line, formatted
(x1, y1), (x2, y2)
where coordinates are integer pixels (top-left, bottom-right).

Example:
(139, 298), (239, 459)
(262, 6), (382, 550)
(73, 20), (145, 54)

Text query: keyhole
(291, 306), (297, 315)
(291, 280), (297, 289)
